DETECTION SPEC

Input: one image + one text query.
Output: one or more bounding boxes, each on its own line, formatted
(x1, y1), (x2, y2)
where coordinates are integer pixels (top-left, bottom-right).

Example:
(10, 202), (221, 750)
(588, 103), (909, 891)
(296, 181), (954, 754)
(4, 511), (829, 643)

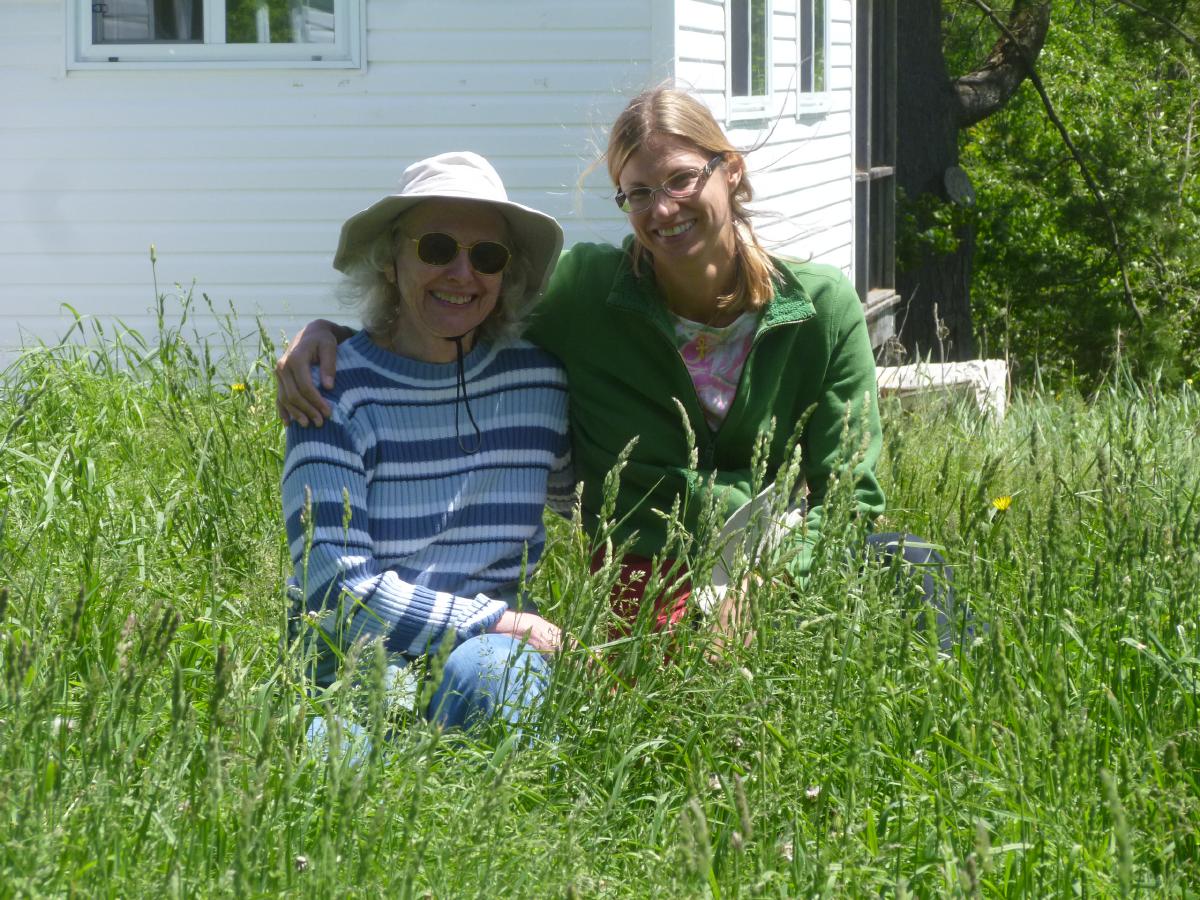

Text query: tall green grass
(1, 294), (1197, 896)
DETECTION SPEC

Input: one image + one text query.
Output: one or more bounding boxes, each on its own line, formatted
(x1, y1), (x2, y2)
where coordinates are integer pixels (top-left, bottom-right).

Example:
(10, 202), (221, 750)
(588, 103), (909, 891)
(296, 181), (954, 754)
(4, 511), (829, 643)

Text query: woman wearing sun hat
(282, 151), (573, 732)
(280, 89), (965, 658)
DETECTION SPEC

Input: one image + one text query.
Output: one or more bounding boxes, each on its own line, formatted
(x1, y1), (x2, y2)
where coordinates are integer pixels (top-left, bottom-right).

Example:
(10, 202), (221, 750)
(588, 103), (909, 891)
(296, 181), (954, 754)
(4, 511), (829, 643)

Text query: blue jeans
(863, 531), (971, 650)
(426, 633), (551, 729)
(306, 634), (550, 762)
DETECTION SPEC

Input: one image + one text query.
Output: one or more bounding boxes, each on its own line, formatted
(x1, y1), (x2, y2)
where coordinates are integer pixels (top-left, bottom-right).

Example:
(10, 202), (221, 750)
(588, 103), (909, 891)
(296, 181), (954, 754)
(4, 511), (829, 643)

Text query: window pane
(93, 0), (202, 43)
(732, 0), (749, 96)
(800, 0), (813, 92)
(225, 0), (336, 45)
(813, 0), (826, 92)
(800, 0), (826, 93)
(750, 0), (767, 96)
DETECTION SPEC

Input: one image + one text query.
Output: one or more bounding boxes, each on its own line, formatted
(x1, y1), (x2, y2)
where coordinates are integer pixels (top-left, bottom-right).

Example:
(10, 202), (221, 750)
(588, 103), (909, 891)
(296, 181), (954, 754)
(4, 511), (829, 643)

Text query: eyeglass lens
(617, 157), (720, 213)
(415, 232), (510, 275)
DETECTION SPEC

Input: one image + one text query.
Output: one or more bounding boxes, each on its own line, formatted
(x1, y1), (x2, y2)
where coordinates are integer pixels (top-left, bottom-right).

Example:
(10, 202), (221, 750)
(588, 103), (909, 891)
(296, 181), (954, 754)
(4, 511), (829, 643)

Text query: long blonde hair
(606, 87), (778, 312)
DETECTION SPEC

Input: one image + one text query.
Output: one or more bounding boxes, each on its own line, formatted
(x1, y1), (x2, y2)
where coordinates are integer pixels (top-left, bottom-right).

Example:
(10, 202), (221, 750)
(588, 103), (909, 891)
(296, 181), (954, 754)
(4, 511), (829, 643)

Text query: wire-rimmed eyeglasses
(614, 155), (725, 214)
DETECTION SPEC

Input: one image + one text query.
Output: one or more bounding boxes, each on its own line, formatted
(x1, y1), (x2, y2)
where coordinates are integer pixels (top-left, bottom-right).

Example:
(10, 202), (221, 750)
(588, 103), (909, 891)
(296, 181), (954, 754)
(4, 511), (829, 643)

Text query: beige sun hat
(332, 151), (564, 304)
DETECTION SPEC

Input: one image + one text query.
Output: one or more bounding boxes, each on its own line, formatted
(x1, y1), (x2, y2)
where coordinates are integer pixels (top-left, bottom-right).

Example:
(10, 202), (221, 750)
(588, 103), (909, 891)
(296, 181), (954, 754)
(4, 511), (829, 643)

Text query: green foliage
(1, 299), (1199, 894)
(896, 187), (978, 267)
(225, 0), (333, 44)
(954, 2), (1200, 387)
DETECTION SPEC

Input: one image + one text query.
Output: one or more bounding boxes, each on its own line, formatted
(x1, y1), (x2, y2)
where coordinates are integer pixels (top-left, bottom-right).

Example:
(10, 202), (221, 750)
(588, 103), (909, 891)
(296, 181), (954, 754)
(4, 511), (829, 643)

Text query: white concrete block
(876, 359), (1008, 423)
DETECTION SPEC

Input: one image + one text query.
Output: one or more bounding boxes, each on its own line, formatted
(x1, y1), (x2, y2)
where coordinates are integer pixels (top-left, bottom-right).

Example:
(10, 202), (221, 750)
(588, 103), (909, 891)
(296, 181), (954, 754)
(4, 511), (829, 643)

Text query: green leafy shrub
(951, 3), (1200, 387)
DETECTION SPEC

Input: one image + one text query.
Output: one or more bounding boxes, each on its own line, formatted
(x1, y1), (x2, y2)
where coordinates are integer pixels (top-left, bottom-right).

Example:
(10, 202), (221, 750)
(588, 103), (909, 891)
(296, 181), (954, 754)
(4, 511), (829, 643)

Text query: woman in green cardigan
(275, 87), (961, 650)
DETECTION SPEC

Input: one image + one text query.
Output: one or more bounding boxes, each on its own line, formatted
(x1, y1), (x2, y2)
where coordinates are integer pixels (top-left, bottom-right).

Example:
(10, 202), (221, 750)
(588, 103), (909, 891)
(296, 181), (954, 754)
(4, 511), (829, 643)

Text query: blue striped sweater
(282, 331), (573, 670)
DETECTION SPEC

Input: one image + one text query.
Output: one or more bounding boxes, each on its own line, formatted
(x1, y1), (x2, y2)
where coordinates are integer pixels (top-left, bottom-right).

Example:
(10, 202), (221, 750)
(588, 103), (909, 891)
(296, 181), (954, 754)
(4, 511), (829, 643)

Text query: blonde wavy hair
(606, 87), (778, 312)
(336, 209), (534, 345)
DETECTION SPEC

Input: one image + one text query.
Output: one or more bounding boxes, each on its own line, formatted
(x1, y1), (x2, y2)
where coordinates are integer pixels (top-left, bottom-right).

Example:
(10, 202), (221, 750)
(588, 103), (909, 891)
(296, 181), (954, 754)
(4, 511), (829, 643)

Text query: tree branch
(1181, 97), (1197, 206)
(954, 1), (1052, 128)
(1112, 0), (1200, 54)
(968, 0), (1146, 328)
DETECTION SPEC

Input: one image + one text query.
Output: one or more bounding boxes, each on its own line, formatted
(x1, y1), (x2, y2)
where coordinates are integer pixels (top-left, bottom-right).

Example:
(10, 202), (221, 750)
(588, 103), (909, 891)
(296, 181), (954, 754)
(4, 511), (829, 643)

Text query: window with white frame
(70, 0), (361, 68)
(798, 0), (827, 94)
(730, 0), (770, 108)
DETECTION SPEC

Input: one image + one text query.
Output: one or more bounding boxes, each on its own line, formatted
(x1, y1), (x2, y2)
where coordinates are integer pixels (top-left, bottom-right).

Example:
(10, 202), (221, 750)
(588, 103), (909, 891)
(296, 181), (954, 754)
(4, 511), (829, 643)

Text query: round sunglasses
(407, 232), (511, 276)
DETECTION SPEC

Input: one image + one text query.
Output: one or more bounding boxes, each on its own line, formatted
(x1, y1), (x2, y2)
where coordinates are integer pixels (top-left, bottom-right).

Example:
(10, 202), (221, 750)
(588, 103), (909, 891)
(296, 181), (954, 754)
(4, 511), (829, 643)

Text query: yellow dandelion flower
(231, 382), (247, 393)
(992, 495), (1013, 512)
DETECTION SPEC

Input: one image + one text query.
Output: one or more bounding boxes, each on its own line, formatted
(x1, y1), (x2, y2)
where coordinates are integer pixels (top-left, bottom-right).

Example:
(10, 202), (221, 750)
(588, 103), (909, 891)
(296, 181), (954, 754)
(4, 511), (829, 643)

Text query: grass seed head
(964, 852), (980, 898)
(681, 798), (712, 877)
(1101, 768), (1133, 893)
(974, 819), (992, 873)
(116, 613), (137, 675)
(733, 772), (753, 841)
(300, 485), (313, 529)
(1163, 740), (1180, 772)
(67, 588), (85, 645)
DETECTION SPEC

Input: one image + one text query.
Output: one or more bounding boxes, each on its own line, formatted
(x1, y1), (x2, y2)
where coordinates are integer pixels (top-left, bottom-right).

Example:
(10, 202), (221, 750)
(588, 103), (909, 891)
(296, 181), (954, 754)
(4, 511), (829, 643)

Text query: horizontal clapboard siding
(1, 0), (860, 357)
(1, 0), (649, 354)
(677, 0), (855, 271)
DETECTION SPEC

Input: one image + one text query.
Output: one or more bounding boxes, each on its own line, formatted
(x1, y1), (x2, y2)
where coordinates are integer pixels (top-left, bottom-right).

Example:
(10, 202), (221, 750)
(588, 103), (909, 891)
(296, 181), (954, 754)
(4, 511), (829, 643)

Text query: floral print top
(670, 310), (759, 432)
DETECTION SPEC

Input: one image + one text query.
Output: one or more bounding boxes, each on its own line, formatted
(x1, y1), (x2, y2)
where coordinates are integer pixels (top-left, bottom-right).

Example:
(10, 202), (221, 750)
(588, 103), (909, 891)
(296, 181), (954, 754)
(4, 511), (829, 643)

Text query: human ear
(726, 156), (745, 191)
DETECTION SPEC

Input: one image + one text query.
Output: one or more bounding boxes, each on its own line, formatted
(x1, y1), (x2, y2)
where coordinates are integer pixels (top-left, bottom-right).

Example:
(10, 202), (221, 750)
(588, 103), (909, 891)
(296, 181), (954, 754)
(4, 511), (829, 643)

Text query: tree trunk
(896, 0), (977, 361)
(895, 1), (1051, 361)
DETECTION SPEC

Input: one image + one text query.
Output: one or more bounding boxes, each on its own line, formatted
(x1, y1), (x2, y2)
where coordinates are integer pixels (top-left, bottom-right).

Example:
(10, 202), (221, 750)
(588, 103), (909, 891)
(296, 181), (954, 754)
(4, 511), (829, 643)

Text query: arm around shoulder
(275, 319), (357, 427)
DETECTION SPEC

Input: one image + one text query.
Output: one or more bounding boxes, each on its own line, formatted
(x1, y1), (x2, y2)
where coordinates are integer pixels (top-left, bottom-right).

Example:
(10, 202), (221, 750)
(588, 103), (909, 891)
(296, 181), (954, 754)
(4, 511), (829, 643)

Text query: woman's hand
(489, 610), (563, 654)
(274, 319), (353, 426)
(707, 577), (756, 662)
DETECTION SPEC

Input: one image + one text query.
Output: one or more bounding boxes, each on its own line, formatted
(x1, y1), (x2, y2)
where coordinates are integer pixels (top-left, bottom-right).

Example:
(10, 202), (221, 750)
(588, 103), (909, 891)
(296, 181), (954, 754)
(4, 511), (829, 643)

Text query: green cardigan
(525, 240), (885, 580)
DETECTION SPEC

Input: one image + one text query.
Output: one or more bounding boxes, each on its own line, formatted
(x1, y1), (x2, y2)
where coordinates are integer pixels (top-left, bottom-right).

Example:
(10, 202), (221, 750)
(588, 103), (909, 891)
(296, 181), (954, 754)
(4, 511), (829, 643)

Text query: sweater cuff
(455, 595), (508, 643)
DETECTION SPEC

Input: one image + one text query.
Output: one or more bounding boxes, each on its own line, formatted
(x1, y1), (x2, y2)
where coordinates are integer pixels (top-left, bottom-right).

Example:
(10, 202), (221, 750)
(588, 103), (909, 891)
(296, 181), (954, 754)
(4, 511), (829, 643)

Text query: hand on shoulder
(275, 319), (353, 426)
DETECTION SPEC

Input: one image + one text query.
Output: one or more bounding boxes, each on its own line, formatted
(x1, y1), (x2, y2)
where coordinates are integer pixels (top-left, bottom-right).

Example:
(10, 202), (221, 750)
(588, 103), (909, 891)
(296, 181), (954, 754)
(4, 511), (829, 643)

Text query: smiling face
(616, 133), (742, 278)
(384, 199), (509, 363)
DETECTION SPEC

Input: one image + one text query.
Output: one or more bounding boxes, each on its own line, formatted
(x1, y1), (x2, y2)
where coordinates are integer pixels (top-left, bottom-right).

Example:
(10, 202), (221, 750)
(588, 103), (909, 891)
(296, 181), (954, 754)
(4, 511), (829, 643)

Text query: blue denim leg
(863, 531), (974, 650)
(305, 713), (371, 767)
(426, 634), (550, 731)
(304, 661), (414, 765)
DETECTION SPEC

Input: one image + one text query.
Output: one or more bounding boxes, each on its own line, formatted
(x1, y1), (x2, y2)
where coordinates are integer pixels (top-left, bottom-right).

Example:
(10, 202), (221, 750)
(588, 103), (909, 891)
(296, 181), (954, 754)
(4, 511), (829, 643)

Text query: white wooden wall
(0, 0), (655, 357)
(0, 0), (855, 359)
(676, 0), (855, 271)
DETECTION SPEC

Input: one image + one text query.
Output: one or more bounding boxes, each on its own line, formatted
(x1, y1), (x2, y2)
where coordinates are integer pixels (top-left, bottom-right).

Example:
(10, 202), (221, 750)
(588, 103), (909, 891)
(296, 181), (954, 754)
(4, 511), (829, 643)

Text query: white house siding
(676, 0), (855, 273)
(1, 0), (856, 360)
(0, 0), (653, 358)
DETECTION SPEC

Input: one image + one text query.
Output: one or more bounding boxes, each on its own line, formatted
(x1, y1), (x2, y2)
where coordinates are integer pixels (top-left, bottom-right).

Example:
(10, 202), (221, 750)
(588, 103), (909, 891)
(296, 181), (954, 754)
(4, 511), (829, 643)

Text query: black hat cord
(450, 334), (482, 454)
